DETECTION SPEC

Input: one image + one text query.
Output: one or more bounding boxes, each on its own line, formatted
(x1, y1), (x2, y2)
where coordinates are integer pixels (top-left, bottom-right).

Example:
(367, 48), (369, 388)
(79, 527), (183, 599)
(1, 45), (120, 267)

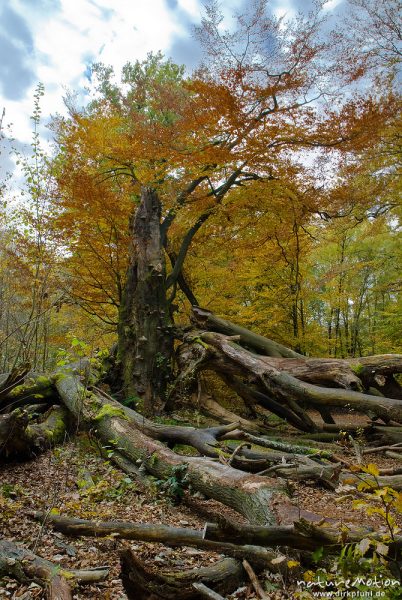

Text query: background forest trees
(0, 0), (400, 374)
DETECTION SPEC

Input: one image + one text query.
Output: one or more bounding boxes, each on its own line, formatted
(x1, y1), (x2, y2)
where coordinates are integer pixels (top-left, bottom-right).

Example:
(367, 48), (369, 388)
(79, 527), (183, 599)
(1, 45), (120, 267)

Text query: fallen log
(30, 512), (281, 569)
(53, 363), (288, 525)
(120, 550), (243, 600)
(0, 363), (31, 402)
(0, 538), (108, 600)
(348, 355), (402, 399)
(258, 463), (342, 490)
(0, 374), (55, 413)
(203, 518), (402, 552)
(194, 332), (402, 427)
(191, 308), (402, 398)
(191, 307), (303, 359)
(31, 511), (402, 556)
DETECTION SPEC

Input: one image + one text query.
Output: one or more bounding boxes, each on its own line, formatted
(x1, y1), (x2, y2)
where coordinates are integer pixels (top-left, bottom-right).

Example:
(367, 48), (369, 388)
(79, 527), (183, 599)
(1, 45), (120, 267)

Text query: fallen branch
(0, 538), (108, 600)
(30, 511), (281, 569)
(120, 549), (243, 599)
(243, 559), (269, 600)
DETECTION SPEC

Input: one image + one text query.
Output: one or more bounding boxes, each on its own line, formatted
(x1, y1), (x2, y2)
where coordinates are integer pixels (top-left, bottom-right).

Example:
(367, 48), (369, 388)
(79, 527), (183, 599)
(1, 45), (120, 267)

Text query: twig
(228, 442), (251, 465)
(192, 582), (226, 600)
(363, 443), (402, 455)
(242, 559), (269, 600)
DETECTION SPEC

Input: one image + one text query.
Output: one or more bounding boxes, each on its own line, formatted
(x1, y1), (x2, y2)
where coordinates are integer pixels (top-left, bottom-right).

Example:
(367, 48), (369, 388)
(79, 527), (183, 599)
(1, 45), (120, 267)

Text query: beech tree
(47, 1), (398, 413)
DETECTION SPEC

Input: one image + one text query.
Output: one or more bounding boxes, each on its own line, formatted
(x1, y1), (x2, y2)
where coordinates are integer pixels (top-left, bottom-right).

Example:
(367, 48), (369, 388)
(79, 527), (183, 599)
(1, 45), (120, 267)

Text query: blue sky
(0, 0), (345, 173)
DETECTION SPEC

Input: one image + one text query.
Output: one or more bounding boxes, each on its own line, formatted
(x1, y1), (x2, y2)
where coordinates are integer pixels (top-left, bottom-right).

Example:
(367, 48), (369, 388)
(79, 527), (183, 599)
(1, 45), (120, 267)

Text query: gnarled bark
(191, 307), (303, 358)
(0, 405), (68, 458)
(180, 331), (402, 430)
(120, 550), (243, 600)
(118, 187), (173, 414)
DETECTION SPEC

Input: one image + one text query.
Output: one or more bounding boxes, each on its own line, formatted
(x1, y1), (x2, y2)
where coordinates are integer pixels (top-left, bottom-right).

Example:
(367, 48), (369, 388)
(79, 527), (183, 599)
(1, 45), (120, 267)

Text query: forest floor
(1, 411), (401, 600)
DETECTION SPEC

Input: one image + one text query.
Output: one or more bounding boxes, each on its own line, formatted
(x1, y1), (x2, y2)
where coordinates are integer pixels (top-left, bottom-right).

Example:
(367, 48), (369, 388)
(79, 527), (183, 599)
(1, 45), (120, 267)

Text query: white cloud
(1, 0), (185, 148)
(323, 0), (344, 10)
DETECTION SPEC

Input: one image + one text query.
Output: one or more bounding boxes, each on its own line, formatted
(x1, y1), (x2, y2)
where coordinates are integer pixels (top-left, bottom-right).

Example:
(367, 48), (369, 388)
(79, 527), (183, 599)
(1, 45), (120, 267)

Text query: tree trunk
(191, 307), (303, 358)
(54, 364), (289, 525)
(31, 512), (282, 569)
(120, 551), (243, 600)
(0, 405), (68, 458)
(118, 187), (173, 414)
(181, 331), (402, 428)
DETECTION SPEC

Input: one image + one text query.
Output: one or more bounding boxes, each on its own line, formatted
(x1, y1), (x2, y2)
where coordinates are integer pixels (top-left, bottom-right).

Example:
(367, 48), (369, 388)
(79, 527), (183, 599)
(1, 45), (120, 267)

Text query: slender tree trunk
(118, 187), (173, 414)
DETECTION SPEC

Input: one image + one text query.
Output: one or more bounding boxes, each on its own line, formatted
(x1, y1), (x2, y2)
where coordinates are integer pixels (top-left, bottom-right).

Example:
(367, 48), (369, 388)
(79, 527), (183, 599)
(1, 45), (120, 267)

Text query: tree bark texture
(30, 511), (281, 569)
(0, 405), (68, 458)
(118, 187), (173, 414)
(179, 331), (402, 429)
(0, 538), (108, 599)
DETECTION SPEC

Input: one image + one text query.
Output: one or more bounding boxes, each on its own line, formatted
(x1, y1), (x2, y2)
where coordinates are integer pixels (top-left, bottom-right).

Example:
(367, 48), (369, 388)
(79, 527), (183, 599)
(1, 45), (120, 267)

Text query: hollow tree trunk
(118, 187), (173, 414)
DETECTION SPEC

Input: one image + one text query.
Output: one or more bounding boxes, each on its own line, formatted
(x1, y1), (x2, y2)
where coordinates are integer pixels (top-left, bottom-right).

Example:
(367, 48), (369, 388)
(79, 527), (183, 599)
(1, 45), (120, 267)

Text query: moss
(35, 375), (52, 387)
(94, 403), (128, 422)
(351, 363), (364, 375)
(191, 336), (209, 349)
(53, 372), (67, 383)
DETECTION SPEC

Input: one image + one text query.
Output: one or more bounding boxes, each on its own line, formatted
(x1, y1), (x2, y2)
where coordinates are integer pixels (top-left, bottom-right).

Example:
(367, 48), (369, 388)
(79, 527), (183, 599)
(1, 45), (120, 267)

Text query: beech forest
(0, 1), (401, 598)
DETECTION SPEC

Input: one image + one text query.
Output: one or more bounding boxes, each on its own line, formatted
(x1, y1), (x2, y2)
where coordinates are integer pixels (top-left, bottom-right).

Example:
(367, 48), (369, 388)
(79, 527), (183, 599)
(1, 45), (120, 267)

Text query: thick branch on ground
(54, 364), (288, 524)
(120, 550), (243, 600)
(99, 390), (322, 471)
(32, 511), (402, 557)
(187, 332), (402, 428)
(118, 398), (241, 458)
(190, 309), (402, 398)
(348, 355), (402, 399)
(189, 391), (268, 435)
(219, 374), (316, 432)
(31, 512), (281, 569)
(191, 307), (303, 358)
(0, 538), (108, 600)
(259, 463), (342, 489)
(203, 518), (402, 552)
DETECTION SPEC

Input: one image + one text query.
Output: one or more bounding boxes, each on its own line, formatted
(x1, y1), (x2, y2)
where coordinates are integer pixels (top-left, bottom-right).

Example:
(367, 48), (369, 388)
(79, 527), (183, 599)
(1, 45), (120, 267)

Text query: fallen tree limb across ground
(0, 538), (109, 600)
